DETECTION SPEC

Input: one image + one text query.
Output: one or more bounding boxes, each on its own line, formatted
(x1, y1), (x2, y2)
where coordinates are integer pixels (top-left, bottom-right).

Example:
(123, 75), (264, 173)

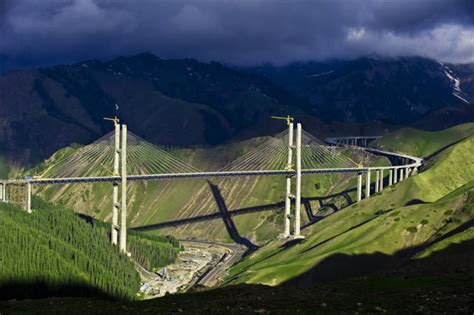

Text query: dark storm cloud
(1, 0), (473, 71)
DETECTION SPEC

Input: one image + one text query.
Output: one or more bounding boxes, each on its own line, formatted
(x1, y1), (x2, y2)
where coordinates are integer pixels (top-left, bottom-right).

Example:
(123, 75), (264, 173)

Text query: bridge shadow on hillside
(207, 182), (259, 254)
(132, 184), (366, 242)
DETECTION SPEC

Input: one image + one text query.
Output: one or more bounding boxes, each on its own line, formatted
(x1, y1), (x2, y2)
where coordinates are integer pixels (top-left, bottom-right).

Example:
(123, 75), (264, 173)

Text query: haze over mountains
(0, 53), (473, 163)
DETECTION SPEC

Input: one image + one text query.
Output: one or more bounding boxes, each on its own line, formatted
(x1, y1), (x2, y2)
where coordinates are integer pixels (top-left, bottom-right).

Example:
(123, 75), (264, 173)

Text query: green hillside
(225, 135), (474, 286)
(375, 122), (474, 157)
(0, 198), (180, 300)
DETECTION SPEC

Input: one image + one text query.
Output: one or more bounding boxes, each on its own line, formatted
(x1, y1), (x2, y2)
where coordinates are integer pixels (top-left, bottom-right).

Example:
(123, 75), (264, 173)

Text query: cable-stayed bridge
(22, 129), (359, 185)
(0, 122), (422, 253)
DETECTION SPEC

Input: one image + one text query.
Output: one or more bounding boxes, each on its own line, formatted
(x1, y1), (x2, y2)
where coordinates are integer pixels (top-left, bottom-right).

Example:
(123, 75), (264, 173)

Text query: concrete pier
(111, 123), (120, 245)
(379, 169), (384, 191)
(283, 123), (294, 237)
(119, 124), (128, 253)
(0, 182), (4, 202)
(294, 123), (303, 238)
(26, 182), (31, 213)
(394, 168), (398, 184)
(375, 170), (380, 193)
(357, 173), (362, 201)
(400, 168), (404, 181)
(366, 171), (371, 198)
(389, 169), (393, 186)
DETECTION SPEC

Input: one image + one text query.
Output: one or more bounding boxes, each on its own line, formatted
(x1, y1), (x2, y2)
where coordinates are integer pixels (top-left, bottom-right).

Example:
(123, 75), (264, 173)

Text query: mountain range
(0, 53), (473, 164)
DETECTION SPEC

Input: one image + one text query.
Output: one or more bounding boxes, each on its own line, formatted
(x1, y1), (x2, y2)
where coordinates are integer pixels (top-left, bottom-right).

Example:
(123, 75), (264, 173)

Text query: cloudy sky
(1, 0), (473, 71)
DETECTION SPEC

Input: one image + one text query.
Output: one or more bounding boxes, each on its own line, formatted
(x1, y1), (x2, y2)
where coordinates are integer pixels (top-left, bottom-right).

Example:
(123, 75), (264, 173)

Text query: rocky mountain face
(248, 56), (473, 123)
(0, 53), (303, 163)
(0, 54), (472, 164)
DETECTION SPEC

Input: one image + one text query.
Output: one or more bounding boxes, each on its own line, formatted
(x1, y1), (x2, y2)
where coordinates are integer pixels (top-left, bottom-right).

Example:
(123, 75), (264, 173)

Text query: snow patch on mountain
(443, 65), (469, 104)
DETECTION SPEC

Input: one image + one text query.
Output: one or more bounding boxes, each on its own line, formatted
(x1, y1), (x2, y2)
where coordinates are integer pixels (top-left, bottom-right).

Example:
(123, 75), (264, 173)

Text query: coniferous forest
(0, 197), (181, 300)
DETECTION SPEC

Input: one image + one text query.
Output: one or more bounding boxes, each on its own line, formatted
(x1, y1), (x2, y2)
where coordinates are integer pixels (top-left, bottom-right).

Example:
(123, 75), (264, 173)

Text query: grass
(375, 122), (474, 157)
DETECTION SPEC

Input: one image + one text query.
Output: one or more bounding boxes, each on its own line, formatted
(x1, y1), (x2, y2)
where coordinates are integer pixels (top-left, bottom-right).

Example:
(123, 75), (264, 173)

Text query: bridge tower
(111, 121), (120, 245)
(119, 124), (128, 253)
(294, 123), (304, 239)
(105, 116), (128, 253)
(283, 121), (294, 237)
(272, 116), (303, 239)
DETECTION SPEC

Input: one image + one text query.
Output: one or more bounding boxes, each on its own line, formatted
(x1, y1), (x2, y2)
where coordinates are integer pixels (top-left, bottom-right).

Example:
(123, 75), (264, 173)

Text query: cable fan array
(300, 130), (357, 169)
(35, 127), (356, 179)
(217, 129), (356, 173)
(36, 131), (201, 179)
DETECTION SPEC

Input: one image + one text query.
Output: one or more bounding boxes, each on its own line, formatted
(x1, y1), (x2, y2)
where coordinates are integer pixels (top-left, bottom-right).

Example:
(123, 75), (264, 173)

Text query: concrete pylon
(379, 169), (384, 191)
(111, 123), (120, 245)
(394, 168), (398, 184)
(119, 124), (128, 253)
(0, 182), (3, 202)
(294, 123), (303, 239)
(375, 170), (380, 193)
(406, 167), (410, 177)
(400, 168), (404, 181)
(366, 170), (371, 198)
(26, 182), (32, 213)
(283, 122), (294, 237)
(389, 169), (393, 186)
(357, 173), (362, 201)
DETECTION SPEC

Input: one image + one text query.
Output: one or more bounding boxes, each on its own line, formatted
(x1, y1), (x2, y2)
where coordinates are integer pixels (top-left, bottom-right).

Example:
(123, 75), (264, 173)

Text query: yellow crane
(103, 116), (120, 126)
(271, 115), (293, 126)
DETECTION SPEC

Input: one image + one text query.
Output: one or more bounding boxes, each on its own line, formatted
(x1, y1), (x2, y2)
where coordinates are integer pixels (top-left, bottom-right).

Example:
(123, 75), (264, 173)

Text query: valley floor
(1, 275), (472, 314)
(138, 241), (245, 298)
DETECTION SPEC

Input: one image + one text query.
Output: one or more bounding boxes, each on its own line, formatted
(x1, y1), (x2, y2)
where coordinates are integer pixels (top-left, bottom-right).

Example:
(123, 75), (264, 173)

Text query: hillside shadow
(285, 218), (474, 287)
(424, 136), (470, 160)
(0, 281), (112, 301)
(131, 201), (284, 231)
(133, 185), (365, 235)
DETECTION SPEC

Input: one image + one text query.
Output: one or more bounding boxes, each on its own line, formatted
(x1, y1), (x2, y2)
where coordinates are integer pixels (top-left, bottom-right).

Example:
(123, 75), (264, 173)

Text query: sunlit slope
(30, 135), (385, 244)
(226, 136), (474, 285)
(375, 122), (474, 157)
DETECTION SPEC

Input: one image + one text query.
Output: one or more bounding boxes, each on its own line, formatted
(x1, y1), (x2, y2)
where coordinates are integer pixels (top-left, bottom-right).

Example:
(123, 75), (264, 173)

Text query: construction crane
(103, 116), (120, 126)
(271, 115), (293, 126)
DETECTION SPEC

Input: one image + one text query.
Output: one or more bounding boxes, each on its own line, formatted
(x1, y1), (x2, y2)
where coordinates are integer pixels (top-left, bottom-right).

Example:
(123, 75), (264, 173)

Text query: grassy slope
(375, 122), (474, 157)
(225, 136), (474, 285)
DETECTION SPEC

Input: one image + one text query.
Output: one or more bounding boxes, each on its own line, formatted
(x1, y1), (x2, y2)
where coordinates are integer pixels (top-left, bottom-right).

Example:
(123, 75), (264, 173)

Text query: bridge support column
(26, 182), (31, 213)
(294, 123), (304, 239)
(379, 169), (384, 191)
(119, 124), (128, 253)
(389, 169), (393, 186)
(400, 168), (404, 181)
(406, 167), (410, 177)
(283, 122), (294, 237)
(366, 170), (371, 198)
(111, 123), (120, 245)
(357, 173), (362, 201)
(394, 168), (398, 184)
(0, 182), (3, 202)
(375, 170), (380, 193)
